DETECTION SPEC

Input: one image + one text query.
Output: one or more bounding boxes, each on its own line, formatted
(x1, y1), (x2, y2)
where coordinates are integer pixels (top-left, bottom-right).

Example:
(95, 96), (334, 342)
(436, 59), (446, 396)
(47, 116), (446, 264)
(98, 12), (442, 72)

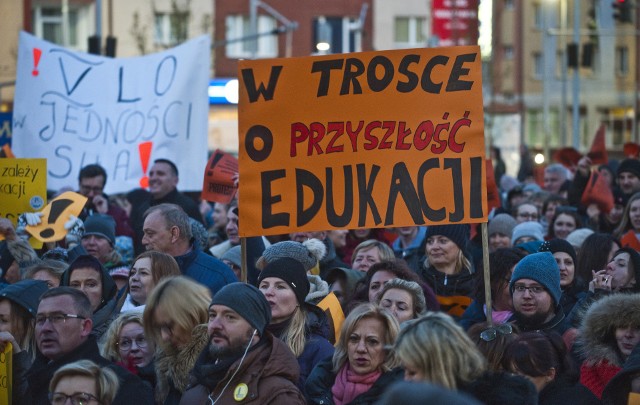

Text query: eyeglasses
(513, 284), (546, 295)
(35, 313), (85, 326)
(480, 323), (513, 342)
(118, 336), (148, 351)
(49, 392), (100, 405)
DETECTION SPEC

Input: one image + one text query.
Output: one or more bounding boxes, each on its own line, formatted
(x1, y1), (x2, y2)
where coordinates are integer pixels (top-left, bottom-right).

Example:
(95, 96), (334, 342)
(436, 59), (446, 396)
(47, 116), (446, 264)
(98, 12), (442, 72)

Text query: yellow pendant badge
(233, 383), (248, 401)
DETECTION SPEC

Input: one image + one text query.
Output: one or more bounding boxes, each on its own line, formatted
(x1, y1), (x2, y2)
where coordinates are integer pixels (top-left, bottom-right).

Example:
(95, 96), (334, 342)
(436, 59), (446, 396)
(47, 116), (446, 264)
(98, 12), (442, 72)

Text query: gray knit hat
(83, 214), (116, 246)
(566, 228), (594, 250)
(488, 214), (517, 239)
(511, 221), (544, 245)
(221, 245), (242, 268)
(210, 282), (271, 335)
(262, 239), (326, 272)
(510, 252), (562, 306)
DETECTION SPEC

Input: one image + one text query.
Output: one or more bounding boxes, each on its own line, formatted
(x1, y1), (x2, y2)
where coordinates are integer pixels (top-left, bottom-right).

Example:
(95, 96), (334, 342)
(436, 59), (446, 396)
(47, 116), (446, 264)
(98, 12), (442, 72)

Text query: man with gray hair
(543, 163), (570, 195)
(142, 203), (237, 295)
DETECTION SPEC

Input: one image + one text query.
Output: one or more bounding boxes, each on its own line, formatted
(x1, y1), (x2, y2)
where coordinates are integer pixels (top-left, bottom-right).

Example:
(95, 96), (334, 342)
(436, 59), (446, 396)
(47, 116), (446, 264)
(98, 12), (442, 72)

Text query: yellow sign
(317, 292), (345, 344)
(233, 383), (248, 401)
(0, 342), (12, 405)
(238, 46), (487, 237)
(26, 191), (87, 242)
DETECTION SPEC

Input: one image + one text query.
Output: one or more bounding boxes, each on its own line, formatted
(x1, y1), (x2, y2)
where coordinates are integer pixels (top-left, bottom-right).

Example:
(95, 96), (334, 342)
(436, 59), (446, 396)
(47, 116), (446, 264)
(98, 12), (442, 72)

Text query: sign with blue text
(12, 31), (210, 194)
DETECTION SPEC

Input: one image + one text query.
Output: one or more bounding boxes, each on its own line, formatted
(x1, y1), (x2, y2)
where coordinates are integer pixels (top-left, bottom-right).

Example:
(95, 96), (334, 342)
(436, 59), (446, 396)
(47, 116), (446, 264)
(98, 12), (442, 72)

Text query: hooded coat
(578, 293), (640, 399)
(602, 341), (640, 405)
(180, 332), (306, 404)
(60, 255), (120, 341)
(155, 324), (210, 404)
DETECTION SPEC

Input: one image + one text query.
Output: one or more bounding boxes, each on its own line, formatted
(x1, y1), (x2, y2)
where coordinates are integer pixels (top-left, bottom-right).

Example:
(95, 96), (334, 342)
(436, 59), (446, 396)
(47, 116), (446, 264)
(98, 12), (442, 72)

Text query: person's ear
(170, 226), (180, 243)
(546, 367), (556, 383)
(81, 318), (93, 337)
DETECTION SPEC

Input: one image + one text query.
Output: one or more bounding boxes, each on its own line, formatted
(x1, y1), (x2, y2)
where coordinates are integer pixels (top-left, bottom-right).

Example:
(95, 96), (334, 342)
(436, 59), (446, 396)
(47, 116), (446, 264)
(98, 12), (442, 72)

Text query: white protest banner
(12, 31), (210, 194)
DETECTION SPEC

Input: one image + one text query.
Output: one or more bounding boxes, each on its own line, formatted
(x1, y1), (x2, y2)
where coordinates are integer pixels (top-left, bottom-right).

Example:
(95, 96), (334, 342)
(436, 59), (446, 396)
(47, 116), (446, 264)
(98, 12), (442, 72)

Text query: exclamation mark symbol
(139, 141), (153, 188)
(32, 48), (42, 77)
(40, 199), (73, 238)
(208, 151), (224, 176)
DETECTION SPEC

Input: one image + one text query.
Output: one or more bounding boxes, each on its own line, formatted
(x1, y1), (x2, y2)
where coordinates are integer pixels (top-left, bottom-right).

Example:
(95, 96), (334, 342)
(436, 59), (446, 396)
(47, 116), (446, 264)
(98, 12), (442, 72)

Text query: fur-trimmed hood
(306, 274), (329, 304)
(155, 324), (210, 403)
(579, 293), (640, 367)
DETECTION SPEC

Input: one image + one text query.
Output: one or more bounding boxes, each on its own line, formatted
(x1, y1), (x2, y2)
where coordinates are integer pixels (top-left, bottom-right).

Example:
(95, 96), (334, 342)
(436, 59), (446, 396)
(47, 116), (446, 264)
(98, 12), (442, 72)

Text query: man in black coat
(16, 287), (153, 405)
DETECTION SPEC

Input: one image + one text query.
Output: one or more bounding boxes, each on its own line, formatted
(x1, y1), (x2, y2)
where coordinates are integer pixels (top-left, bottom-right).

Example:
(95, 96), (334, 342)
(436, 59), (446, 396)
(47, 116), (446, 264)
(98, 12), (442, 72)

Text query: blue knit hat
(510, 252), (562, 306)
(425, 224), (470, 252)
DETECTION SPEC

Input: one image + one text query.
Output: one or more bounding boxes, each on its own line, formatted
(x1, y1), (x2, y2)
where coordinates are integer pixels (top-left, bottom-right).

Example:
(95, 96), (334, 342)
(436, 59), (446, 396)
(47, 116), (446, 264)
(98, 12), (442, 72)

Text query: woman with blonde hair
(101, 311), (156, 386)
(375, 278), (426, 324)
(49, 359), (120, 405)
(395, 312), (537, 404)
(143, 276), (211, 404)
(257, 257), (334, 389)
(305, 303), (403, 405)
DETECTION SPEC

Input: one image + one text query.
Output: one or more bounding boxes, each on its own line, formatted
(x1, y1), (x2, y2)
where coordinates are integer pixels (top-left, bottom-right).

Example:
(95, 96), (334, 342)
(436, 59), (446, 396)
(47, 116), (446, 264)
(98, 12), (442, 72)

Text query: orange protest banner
(238, 46), (487, 237)
(201, 149), (238, 204)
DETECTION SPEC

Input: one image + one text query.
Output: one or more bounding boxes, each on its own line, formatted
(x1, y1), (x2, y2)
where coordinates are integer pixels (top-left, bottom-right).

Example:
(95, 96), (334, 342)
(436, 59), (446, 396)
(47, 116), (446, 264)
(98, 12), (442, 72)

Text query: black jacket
(305, 357), (403, 405)
(459, 370), (538, 405)
(20, 336), (153, 405)
(509, 305), (570, 336)
(538, 376), (600, 405)
(602, 342), (640, 405)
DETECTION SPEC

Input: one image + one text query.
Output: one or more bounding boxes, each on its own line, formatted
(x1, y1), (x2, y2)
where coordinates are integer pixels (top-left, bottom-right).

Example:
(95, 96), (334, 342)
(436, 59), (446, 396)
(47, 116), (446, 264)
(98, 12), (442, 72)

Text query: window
(505, 0), (515, 9)
(533, 3), (542, 29)
(504, 45), (514, 60)
(616, 46), (629, 75)
(533, 52), (543, 79)
(312, 16), (359, 54)
(154, 12), (189, 46)
(33, 6), (81, 47)
(394, 17), (426, 48)
(225, 15), (278, 58)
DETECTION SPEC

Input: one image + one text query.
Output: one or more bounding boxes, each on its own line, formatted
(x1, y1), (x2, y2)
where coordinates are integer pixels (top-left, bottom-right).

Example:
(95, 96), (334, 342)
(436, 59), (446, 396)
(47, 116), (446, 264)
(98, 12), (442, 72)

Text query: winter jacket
(509, 305), (570, 336)
(296, 305), (335, 389)
(392, 227), (427, 274)
(173, 243), (238, 296)
(180, 332), (306, 405)
(155, 324), (210, 404)
(538, 376), (600, 405)
(578, 293), (640, 398)
(459, 299), (489, 331)
(458, 370), (538, 405)
(602, 341), (640, 405)
(19, 336), (153, 405)
(419, 264), (475, 319)
(559, 278), (588, 319)
(305, 357), (403, 405)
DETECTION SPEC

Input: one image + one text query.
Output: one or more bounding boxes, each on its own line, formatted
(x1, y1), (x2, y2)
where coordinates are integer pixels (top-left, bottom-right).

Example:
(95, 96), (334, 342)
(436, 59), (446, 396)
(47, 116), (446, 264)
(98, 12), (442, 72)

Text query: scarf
(484, 304), (512, 324)
(331, 364), (381, 405)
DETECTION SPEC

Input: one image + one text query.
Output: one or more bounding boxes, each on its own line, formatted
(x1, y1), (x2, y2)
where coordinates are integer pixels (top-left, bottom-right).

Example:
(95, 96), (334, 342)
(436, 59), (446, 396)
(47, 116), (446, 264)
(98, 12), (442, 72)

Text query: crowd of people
(1, 152), (640, 404)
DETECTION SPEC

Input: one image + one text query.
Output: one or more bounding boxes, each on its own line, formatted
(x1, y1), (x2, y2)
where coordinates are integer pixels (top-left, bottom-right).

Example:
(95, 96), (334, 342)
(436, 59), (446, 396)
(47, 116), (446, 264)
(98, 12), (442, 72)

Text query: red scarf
(331, 364), (381, 405)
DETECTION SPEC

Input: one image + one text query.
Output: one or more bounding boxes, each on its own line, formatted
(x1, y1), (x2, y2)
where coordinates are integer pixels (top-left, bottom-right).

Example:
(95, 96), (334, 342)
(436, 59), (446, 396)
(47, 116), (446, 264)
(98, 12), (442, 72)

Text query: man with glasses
(508, 252), (569, 335)
(78, 164), (134, 237)
(16, 287), (153, 404)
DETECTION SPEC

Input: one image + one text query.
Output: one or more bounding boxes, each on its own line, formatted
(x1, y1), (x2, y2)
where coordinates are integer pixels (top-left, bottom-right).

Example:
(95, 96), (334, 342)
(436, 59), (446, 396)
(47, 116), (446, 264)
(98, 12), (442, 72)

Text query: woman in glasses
(394, 312), (537, 404)
(49, 359), (119, 405)
(101, 312), (156, 386)
(143, 276), (211, 404)
(502, 331), (599, 404)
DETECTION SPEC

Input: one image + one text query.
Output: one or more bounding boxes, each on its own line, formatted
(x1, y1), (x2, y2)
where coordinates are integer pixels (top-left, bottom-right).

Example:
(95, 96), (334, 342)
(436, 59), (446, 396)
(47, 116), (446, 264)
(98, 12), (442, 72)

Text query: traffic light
(613, 0), (633, 24)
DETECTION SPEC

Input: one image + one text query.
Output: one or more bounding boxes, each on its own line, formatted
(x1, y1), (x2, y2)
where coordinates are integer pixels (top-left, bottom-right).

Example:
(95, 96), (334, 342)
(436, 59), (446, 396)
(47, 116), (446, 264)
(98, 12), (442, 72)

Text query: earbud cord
(208, 329), (257, 405)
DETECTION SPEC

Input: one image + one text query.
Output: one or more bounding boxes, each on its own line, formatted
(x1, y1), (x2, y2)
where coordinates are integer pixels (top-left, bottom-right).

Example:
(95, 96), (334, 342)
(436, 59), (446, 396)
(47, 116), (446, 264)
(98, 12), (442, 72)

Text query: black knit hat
(617, 158), (640, 179)
(425, 224), (470, 252)
(258, 257), (310, 305)
(538, 238), (577, 265)
(210, 283), (271, 335)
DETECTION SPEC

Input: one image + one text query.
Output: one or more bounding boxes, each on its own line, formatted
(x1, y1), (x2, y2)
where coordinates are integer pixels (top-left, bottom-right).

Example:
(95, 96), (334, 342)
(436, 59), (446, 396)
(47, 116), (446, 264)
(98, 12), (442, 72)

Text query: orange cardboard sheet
(0, 342), (11, 404)
(238, 46), (487, 237)
(26, 191), (87, 242)
(201, 149), (239, 204)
